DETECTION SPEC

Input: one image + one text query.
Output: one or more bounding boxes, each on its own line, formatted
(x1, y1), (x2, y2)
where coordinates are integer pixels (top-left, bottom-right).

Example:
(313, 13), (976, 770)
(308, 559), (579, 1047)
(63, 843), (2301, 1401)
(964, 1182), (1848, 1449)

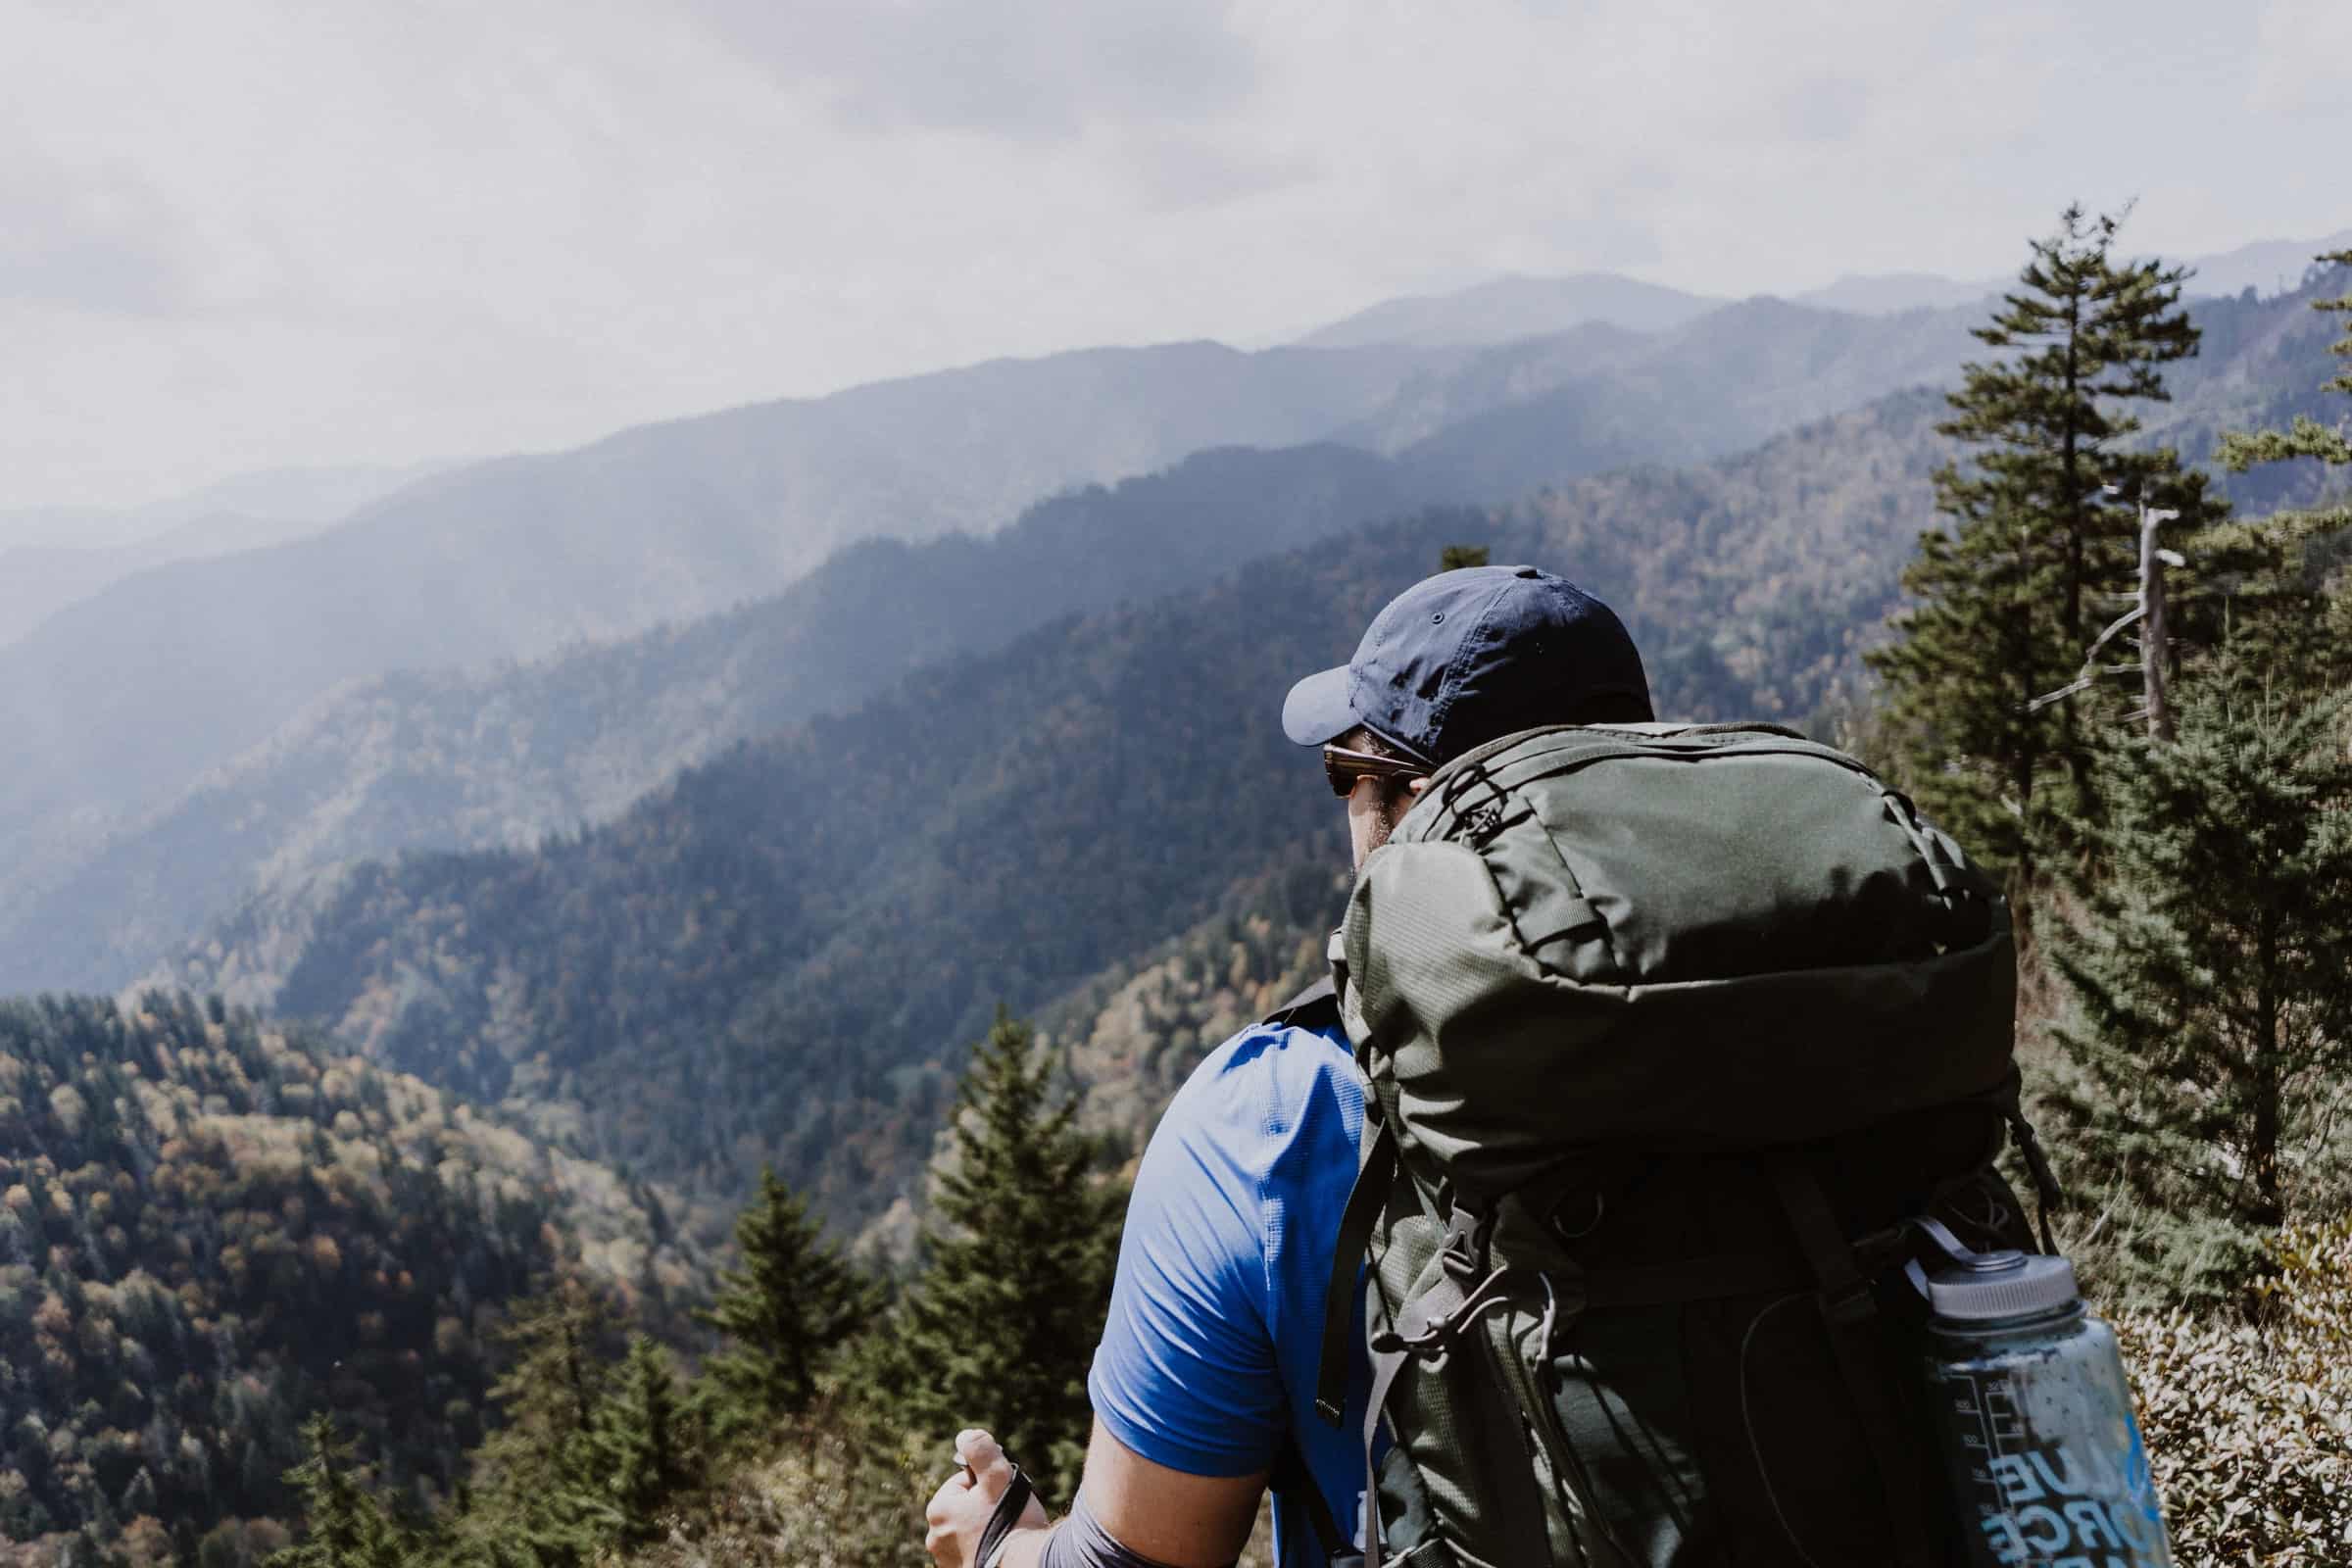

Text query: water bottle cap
(1924, 1250), (2082, 1324)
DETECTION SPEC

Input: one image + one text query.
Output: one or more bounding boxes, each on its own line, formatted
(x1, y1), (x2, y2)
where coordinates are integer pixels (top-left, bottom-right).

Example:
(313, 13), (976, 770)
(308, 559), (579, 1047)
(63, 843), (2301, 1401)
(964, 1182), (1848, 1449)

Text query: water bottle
(1913, 1225), (2174, 1567)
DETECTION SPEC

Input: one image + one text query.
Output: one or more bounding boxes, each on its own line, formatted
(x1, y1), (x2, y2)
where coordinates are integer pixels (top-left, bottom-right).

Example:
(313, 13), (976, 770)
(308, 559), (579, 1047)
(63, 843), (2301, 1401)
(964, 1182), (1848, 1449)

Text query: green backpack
(1298, 722), (2059, 1568)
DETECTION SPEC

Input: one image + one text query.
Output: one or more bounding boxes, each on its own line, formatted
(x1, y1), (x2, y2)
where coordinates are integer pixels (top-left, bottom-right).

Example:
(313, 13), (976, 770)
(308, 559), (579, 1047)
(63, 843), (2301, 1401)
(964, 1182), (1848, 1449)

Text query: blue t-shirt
(1086, 1013), (1371, 1565)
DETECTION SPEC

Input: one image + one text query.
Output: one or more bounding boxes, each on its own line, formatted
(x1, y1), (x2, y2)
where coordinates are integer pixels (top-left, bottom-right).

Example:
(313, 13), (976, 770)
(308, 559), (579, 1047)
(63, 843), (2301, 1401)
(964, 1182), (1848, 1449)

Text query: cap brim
(1282, 664), (1357, 747)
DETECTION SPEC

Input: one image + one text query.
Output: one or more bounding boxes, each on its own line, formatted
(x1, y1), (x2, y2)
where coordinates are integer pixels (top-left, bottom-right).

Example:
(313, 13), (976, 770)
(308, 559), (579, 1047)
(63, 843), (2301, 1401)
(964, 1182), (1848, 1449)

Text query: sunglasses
(1322, 744), (1429, 798)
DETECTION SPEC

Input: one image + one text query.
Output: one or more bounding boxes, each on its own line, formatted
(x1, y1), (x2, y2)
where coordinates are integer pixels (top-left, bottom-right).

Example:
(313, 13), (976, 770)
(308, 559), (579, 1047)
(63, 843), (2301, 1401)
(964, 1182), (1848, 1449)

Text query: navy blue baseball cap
(1283, 564), (1652, 763)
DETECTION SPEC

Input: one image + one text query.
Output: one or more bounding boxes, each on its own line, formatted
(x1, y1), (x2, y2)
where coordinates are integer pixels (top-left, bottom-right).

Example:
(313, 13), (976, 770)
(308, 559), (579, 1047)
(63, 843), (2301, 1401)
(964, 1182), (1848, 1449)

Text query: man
(926, 564), (1653, 1568)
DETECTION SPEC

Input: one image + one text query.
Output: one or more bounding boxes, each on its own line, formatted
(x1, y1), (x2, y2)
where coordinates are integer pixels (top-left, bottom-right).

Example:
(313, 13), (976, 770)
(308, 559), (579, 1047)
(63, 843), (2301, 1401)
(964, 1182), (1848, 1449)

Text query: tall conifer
(694, 1165), (874, 1440)
(268, 1416), (411, 1568)
(1870, 206), (2216, 907)
(453, 1282), (613, 1566)
(572, 1337), (697, 1549)
(889, 1009), (1123, 1500)
(2051, 678), (2352, 1300)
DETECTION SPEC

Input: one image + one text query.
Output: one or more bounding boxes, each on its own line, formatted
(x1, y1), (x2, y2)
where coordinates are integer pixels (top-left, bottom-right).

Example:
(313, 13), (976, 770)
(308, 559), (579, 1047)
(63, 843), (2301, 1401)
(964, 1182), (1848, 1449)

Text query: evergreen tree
(571, 1336), (696, 1550)
(451, 1282), (613, 1567)
(888, 1009), (1123, 1500)
(694, 1165), (874, 1443)
(1869, 205), (2217, 909)
(267, 1415), (411, 1568)
(2050, 675), (2352, 1301)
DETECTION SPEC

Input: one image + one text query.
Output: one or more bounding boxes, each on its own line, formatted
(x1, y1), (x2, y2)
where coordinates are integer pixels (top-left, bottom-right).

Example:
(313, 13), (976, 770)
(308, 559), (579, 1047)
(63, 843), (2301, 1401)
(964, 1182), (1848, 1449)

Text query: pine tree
(1869, 205), (2219, 910)
(693, 1166), (874, 1443)
(267, 1415), (411, 1568)
(2050, 675), (2352, 1302)
(485, 1282), (607, 1468)
(571, 1336), (696, 1549)
(451, 1281), (613, 1567)
(888, 1009), (1123, 1500)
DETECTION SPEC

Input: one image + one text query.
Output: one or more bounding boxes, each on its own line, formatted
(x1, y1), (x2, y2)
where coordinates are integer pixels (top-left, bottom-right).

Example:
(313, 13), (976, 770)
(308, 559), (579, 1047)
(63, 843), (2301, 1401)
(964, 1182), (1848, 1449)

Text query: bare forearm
(924, 1422), (1258, 1568)
(992, 1523), (1054, 1568)
(995, 1496), (1234, 1568)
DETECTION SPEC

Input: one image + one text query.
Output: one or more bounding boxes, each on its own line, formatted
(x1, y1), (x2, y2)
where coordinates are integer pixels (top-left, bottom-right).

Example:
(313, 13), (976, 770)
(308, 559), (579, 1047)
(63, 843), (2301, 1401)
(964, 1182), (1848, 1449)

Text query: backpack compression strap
(1771, 1163), (1936, 1568)
(1272, 1436), (1363, 1568)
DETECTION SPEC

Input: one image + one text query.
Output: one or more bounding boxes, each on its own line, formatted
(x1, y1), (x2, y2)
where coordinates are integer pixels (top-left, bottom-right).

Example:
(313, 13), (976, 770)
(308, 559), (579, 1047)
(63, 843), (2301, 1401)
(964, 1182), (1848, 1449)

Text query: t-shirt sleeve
(1087, 1040), (1285, 1478)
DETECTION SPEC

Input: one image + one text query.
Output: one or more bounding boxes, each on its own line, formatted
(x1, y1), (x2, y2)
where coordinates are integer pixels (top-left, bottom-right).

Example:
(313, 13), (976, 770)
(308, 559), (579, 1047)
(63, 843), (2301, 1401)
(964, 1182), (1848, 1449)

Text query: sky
(3, 0), (2348, 516)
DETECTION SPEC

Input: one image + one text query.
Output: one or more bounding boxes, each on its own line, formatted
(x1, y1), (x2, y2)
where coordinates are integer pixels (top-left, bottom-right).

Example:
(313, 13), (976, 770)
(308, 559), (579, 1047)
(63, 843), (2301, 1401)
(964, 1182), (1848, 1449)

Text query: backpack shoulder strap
(1315, 1120), (1396, 1426)
(1272, 1434), (1362, 1567)
(1262, 975), (1342, 1033)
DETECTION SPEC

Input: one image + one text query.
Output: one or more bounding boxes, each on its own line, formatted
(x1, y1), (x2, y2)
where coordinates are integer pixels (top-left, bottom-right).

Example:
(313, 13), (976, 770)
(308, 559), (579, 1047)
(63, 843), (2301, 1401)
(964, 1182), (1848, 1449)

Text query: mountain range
(1294, 227), (2352, 347)
(0, 291), (1999, 995)
(0, 342), (1471, 931)
(17, 268), (2350, 1005)
(0, 460), (458, 650)
(0, 286), (2003, 987)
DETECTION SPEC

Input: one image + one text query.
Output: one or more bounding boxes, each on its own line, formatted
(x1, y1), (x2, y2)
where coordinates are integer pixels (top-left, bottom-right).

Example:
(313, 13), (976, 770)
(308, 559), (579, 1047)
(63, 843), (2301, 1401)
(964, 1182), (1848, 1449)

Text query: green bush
(619, 1393), (928, 1568)
(2117, 1215), (2352, 1563)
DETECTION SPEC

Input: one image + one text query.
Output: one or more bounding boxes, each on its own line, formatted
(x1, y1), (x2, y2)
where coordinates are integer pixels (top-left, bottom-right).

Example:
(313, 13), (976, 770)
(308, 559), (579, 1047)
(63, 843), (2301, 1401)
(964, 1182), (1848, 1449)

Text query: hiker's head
(1285, 564), (1651, 864)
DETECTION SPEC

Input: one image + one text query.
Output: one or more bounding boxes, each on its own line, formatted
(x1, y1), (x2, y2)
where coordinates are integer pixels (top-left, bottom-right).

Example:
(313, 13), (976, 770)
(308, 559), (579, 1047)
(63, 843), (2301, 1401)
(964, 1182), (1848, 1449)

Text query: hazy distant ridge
(1299, 229), (2352, 346)
(1299, 272), (1722, 348)
(0, 338), (1467, 911)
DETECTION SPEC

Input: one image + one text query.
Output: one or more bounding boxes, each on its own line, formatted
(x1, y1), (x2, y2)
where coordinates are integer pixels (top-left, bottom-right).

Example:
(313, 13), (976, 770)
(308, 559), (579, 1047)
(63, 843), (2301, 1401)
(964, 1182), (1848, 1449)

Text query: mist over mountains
(0, 460), (460, 649)
(1295, 227), (2352, 348)
(5, 263), (2346, 1014)
(1298, 272), (1721, 348)
(0, 292), (1992, 995)
(16, 269), (2347, 1007)
(0, 342), (1462, 924)
(19, 445), (1426, 996)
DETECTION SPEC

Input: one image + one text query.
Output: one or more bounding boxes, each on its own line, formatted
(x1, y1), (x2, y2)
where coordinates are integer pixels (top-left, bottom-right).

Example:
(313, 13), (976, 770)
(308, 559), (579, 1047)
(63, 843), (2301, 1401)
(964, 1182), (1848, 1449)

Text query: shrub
(2116, 1215), (2352, 1562)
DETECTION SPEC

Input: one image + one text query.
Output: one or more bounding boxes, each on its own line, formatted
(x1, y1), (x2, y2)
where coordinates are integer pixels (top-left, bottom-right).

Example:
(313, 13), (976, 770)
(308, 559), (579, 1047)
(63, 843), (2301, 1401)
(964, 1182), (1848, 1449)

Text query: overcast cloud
(2, 0), (2345, 514)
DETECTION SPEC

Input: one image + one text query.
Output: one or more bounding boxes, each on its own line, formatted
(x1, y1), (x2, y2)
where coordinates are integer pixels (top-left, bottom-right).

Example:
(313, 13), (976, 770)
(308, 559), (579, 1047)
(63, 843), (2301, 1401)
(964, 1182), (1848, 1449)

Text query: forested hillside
(156, 390), (1955, 1227)
(0, 995), (699, 1564)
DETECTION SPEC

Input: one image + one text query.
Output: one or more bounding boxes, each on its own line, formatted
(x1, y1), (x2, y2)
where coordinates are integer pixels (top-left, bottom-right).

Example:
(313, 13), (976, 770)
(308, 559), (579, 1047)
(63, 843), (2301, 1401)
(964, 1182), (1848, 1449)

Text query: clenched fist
(924, 1428), (1048, 1568)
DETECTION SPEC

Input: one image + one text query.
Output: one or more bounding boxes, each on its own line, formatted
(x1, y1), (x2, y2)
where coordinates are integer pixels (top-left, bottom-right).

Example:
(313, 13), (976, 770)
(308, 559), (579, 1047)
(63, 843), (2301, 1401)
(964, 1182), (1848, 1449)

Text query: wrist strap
(975, 1462), (1036, 1568)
